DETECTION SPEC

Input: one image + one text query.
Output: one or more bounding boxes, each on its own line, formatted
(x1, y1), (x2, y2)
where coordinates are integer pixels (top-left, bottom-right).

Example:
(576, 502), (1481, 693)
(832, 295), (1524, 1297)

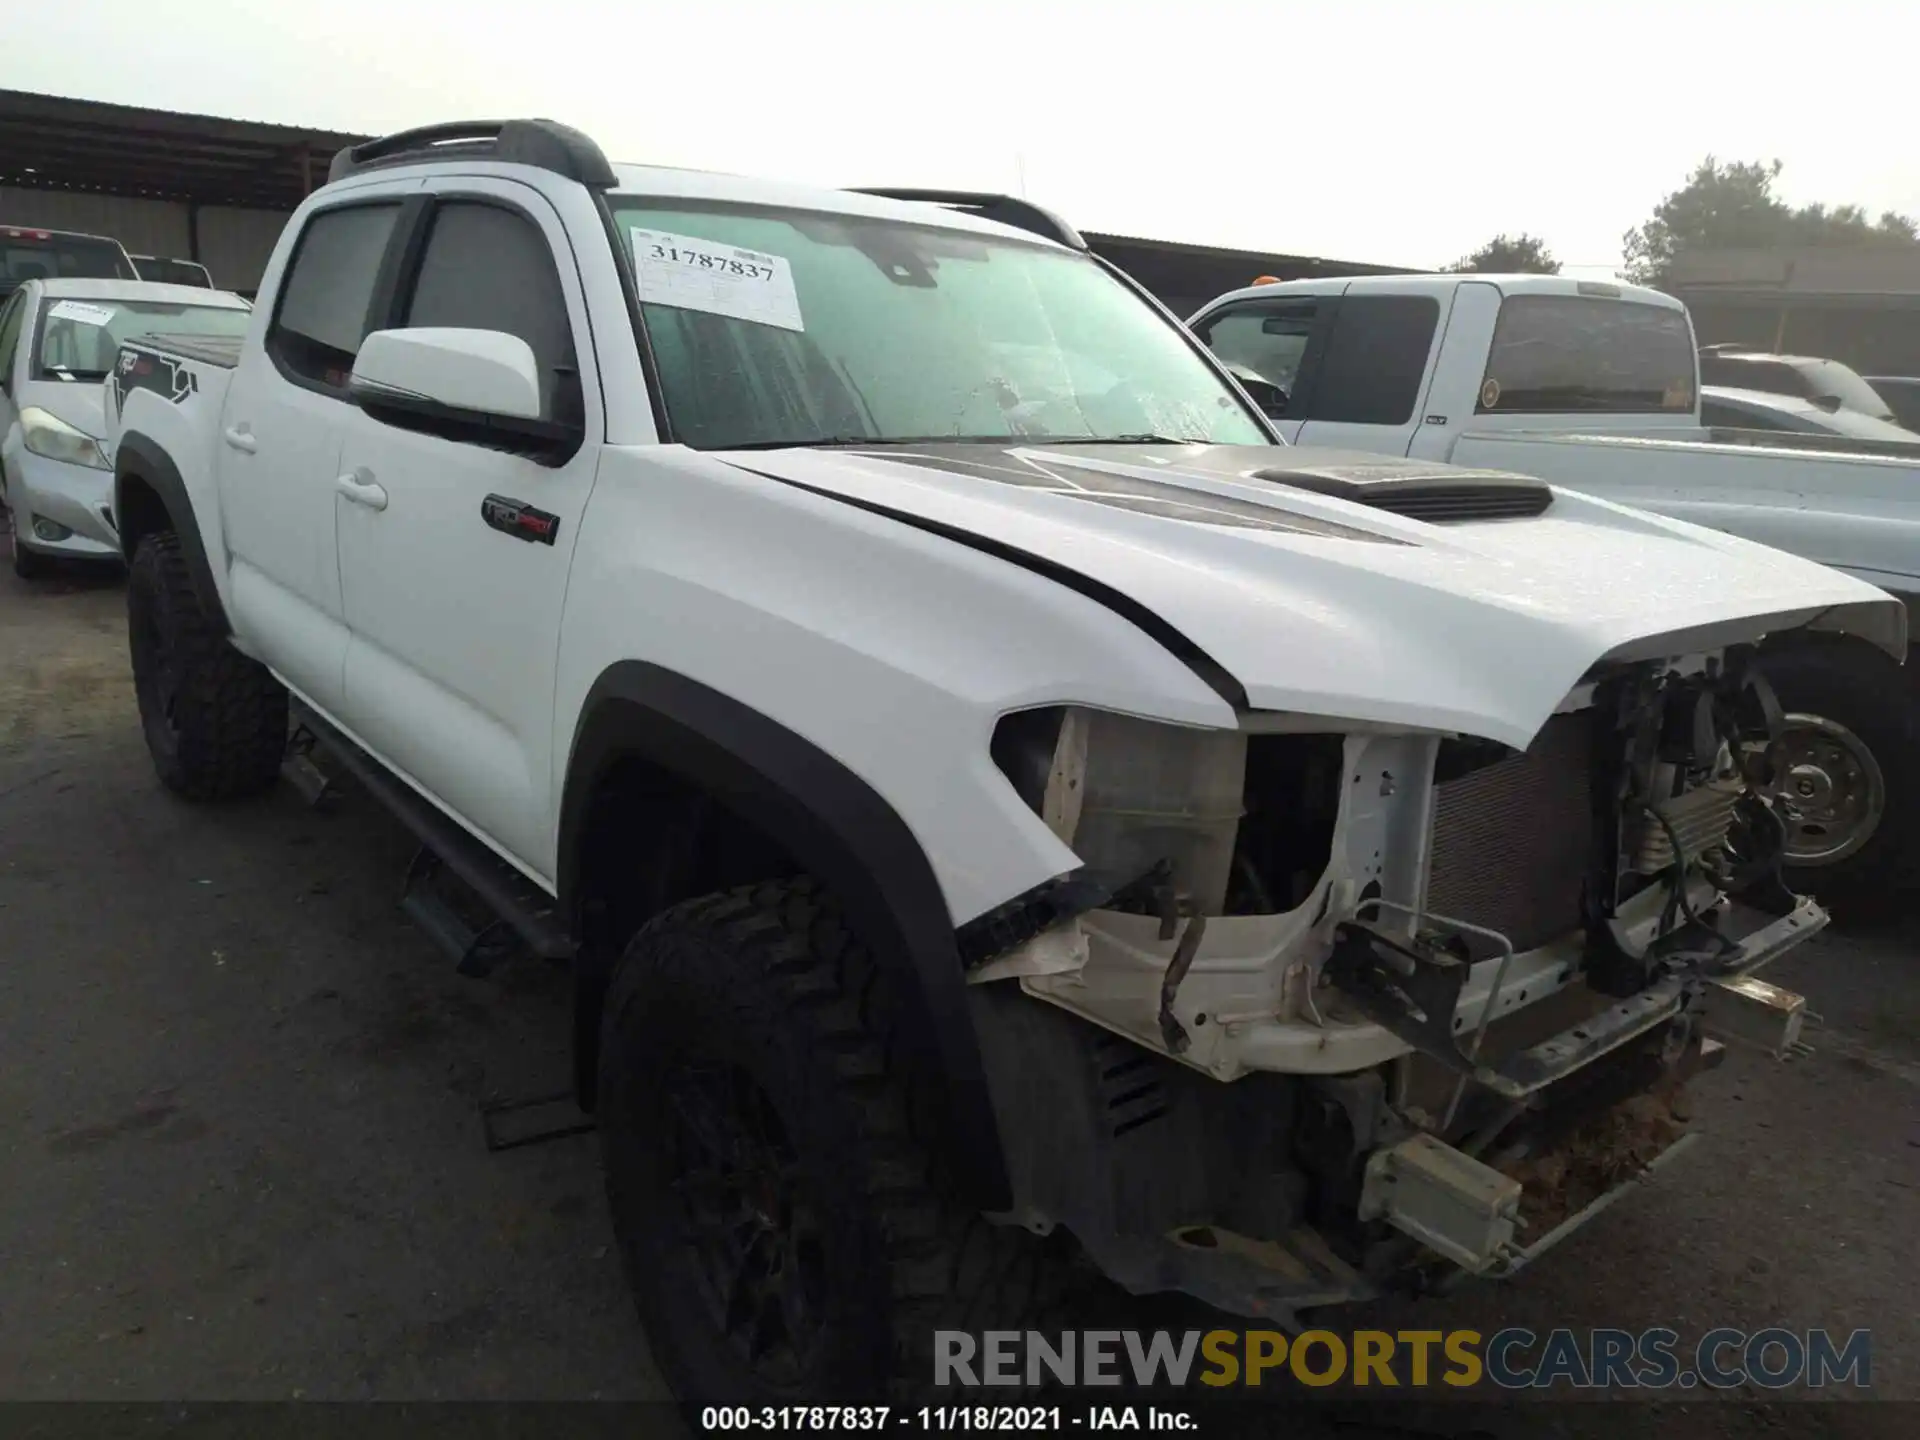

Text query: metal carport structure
(0, 88), (1409, 302)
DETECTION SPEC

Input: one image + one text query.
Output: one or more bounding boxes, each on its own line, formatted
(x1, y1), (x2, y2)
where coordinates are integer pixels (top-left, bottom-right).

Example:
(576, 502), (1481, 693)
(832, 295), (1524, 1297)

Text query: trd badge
(481, 494), (561, 546)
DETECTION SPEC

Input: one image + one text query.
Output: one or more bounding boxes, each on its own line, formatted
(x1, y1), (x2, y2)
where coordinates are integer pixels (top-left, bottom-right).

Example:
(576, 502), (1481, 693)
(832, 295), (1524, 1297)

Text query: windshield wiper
(1021, 433), (1201, 445)
(721, 434), (1035, 451)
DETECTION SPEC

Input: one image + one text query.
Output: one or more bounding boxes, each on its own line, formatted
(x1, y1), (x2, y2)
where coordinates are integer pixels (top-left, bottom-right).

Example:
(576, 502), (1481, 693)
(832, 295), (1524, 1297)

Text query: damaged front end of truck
(963, 640), (1824, 1324)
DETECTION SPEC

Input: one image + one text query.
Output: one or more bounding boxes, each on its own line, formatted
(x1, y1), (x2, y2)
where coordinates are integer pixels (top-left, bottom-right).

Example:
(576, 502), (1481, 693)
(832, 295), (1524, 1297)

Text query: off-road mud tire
(598, 878), (1075, 1406)
(127, 531), (288, 800)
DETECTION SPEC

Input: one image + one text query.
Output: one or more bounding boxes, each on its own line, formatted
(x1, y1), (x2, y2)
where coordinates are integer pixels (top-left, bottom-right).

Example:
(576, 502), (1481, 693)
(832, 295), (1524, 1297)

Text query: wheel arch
(559, 659), (1013, 1210)
(113, 431), (230, 636)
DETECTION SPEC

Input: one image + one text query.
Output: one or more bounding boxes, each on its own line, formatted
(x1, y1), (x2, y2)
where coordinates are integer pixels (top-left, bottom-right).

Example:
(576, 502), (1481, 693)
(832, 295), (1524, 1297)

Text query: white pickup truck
(102, 121), (1901, 1404)
(1191, 274), (1920, 905)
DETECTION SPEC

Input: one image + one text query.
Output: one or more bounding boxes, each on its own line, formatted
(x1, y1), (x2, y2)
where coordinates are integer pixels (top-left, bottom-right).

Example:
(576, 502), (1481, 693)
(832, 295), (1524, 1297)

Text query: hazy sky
(11, 0), (1919, 275)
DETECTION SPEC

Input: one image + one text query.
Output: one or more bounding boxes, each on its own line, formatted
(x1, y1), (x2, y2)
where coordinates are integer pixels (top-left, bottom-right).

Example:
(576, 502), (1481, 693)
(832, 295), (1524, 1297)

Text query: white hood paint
(722, 443), (1907, 750)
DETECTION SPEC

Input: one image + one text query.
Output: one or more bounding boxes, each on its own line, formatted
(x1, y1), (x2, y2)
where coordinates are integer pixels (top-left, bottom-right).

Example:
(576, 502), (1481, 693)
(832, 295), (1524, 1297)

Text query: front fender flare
(559, 660), (1012, 1210)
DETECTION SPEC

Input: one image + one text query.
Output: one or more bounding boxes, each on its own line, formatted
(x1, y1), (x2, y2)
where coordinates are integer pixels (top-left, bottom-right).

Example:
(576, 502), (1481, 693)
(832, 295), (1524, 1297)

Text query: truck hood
(17, 377), (107, 439)
(719, 442), (1907, 749)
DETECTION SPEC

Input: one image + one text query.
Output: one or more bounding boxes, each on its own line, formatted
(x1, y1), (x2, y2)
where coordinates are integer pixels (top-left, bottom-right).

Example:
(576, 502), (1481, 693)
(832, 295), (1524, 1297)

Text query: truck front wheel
(597, 879), (1067, 1404)
(127, 531), (288, 801)
(1760, 642), (1919, 913)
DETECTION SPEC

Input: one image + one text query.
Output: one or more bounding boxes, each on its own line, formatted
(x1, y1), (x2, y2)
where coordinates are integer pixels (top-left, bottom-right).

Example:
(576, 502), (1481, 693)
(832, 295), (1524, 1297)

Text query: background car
(1697, 345), (1898, 422)
(1, 225), (138, 300)
(0, 277), (251, 577)
(1699, 383), (1920, 442)
(1863, 374), (1920, 430)
(129, 254), (214, 288)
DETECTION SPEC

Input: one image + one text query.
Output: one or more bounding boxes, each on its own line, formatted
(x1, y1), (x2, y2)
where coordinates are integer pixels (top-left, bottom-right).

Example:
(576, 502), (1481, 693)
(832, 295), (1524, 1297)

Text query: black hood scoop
(1251, 460), (1555, 523)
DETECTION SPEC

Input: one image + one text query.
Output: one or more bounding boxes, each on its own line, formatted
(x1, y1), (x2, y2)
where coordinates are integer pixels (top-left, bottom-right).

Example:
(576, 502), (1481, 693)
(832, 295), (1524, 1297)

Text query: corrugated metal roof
(0, 89), (369, 208)
(1084, 228), (1406, 275)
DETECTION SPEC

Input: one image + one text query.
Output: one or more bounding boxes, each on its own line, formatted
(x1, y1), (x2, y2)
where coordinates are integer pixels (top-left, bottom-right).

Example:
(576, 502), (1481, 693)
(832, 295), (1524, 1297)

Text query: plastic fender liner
(113, 431), (229, 636)
(558, 660), (1013, 1209)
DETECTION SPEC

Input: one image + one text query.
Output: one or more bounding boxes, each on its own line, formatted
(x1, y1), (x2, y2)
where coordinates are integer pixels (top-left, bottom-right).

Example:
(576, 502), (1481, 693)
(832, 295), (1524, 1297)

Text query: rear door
(1293, 280), (1458, 456)
(1189, 286), (1345, 442)
(1404, 281), (1501, 460)
(215, 189), (419, 712)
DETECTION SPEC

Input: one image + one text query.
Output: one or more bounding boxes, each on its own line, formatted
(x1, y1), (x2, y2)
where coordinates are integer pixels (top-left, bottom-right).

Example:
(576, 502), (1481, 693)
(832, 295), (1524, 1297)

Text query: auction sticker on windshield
(629, 228), (804, 332)
(46, 300), (117, 328)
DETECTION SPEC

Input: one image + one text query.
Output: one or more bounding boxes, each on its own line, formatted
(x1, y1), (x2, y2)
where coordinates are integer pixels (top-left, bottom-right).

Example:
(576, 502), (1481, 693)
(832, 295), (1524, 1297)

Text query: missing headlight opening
(974, 648), (1821, 1302)
(989, 706), (1342, 919)
(984, 644), (1811, 1088)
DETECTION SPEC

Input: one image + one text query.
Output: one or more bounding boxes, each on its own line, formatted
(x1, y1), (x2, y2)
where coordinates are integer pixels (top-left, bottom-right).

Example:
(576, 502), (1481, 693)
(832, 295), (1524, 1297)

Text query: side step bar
(290, 701), (575, 968)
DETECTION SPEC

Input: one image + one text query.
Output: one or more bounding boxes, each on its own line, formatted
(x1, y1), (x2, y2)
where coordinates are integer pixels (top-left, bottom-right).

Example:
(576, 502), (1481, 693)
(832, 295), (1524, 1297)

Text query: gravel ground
(0, 562), (1913, 1439)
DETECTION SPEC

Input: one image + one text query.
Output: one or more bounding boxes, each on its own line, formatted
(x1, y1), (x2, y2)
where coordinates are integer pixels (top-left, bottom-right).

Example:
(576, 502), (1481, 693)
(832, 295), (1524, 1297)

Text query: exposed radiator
(1424, 711), (1597, 953)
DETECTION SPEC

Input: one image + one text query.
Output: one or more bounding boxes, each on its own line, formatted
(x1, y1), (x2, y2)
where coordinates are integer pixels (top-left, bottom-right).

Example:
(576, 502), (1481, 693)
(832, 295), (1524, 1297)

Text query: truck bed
(124, 332), (244, 369)
(1447, 428), (1920, 598)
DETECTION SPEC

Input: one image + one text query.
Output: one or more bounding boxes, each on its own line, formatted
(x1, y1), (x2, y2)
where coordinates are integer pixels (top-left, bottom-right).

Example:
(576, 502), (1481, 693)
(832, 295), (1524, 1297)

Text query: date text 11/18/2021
(700, 1406), (1196, 1432)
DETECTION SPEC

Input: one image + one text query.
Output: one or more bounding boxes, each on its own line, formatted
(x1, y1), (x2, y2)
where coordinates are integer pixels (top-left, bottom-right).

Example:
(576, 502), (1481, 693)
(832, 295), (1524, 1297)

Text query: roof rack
(846, 188), (1087, 251)
(327, 119), (616, 188)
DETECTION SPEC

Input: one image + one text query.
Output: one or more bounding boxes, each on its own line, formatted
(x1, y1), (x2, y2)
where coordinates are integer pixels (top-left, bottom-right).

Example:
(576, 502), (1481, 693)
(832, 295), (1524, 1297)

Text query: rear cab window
(1479, 295), (1696, 415)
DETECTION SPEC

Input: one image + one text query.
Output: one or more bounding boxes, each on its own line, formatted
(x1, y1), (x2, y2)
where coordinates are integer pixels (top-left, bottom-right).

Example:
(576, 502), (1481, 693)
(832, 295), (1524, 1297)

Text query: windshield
(1, 231), (137, 296)
(33, 296), (252, 381)
(1479, 295), (1697, 415)
(607, 198), (1268, 450)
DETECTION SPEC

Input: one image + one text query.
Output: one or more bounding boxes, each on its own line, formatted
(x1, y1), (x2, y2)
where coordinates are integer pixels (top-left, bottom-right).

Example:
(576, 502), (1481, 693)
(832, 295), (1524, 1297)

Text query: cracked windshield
(610, 200), (1268, 450)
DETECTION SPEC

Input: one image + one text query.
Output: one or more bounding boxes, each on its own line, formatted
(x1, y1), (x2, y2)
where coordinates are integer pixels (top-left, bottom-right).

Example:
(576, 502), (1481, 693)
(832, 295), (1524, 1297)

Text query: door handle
(336, 469), (389, 512)
(223, 425), (257, 453)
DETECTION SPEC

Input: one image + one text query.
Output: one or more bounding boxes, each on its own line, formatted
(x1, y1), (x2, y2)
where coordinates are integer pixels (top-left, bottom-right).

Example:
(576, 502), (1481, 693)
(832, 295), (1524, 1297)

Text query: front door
(333, 181), (602, 882)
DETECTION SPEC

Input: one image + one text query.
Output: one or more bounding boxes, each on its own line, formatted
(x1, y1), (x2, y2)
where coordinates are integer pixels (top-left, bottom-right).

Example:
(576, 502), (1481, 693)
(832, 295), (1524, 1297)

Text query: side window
(0, 291), (25, 393)
(402, 201), (578, 419)
(1306, 295), (1440, 426)
(268, 203), (402, 390)
(1193, 301), (1317, 417)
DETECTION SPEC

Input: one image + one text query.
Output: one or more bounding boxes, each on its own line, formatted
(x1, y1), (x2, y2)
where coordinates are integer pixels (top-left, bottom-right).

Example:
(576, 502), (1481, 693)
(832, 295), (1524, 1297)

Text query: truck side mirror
(348, 327), (581, 464)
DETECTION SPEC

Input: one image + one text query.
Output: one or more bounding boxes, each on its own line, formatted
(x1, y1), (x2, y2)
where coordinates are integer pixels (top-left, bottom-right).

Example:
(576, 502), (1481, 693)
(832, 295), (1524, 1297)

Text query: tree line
(1445, 158), (1920, 285)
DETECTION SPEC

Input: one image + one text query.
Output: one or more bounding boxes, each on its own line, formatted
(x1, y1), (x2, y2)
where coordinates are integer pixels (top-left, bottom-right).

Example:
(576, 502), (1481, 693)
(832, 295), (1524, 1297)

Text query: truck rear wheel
(127, 531), (288, 801)
(1760, 642), (1919, 913)
(597, 879), (1067, 1404)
